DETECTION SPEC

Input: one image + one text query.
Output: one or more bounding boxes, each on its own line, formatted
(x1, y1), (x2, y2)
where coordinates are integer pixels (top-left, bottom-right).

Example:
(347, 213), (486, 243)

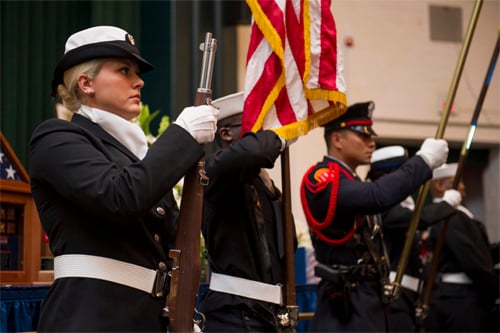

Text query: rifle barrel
(199, 33), (217, 92)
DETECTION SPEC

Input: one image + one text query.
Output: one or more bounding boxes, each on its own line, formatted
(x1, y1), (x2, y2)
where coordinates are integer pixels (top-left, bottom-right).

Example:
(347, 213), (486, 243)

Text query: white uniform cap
(65, 26), (132, 53)
(432, 163), (458, 180)
(52, 25), (154, 96)
(212, 92), (244, 120)
(371, 145), (406, 163)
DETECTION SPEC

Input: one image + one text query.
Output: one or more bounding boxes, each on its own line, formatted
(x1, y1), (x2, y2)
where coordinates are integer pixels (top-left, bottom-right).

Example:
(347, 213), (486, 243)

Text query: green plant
(134, 103), (170, 145)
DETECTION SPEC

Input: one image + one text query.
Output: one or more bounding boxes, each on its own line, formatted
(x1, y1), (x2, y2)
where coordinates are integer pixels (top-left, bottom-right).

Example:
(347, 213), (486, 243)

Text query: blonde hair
(57, 59), (105, 112)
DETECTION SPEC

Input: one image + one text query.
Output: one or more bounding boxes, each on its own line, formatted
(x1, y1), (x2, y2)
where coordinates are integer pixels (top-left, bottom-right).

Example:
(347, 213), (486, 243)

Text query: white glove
(174, 105), (219, 144)
(442, 189), (462, 208)
(416, 138), (449, 169)
(400, 196), (415, 211)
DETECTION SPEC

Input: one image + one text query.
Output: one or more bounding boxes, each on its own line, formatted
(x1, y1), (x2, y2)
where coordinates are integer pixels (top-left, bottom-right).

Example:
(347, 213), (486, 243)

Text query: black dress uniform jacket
(200, 130), (295, 330)
(29, 114), (204, 332)
(429, 208), (499, 332)
(301, 155), (432, 332)
(382, 201), (456, 332)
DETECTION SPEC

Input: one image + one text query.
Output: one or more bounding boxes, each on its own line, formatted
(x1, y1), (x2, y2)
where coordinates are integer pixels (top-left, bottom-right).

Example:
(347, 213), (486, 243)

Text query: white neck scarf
(433, 198), (475, 219)
(77, 105), (148, 160)
(457, 205), (474, 219)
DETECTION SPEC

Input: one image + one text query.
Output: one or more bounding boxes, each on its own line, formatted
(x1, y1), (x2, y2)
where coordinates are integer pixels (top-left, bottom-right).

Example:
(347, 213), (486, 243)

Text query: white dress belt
(209, 272), (283, 305)
(389, 271), (420, 292)
(54, 254), (161, 295)
(441, 272), (473, 284)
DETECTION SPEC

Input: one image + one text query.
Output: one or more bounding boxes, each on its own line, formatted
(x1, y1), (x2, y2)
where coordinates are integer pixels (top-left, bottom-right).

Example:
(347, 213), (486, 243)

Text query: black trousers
(309, 279), (392, 332)
(390, 289), (418, 333)
(203, 305), (277, 333)
(432, 295), (491, 332)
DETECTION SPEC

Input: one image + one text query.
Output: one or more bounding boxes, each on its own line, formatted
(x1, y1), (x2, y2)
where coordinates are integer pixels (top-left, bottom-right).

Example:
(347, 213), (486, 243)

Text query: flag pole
(416, 26), (500, 327)
(390, 0), (484, 302)
(280, 147), (299, 330)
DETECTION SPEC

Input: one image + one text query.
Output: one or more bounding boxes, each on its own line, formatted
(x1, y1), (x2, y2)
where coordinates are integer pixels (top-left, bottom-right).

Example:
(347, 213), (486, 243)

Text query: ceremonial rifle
(388, 0), (484, 303)
(164, 32), (217, 333)
(416, 26), (500, 327)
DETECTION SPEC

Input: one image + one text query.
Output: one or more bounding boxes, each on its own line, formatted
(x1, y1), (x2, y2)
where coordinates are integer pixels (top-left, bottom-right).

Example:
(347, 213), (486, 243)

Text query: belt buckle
(152, 270), (168, 297)
(277, 305), (299, 328)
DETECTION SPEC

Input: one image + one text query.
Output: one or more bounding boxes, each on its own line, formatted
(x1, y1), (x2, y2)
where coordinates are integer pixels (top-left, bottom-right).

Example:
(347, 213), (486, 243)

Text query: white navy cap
(433, 163), (457, 180)
(371, 145), (407, 164)
(212, 91), (244, 121)
(367, 145), (408, 181)
(51, 26), (154, 96)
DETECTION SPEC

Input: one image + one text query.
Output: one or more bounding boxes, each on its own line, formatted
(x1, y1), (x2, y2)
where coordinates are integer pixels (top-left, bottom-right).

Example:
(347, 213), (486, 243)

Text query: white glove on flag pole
(243, 0), (348, 139)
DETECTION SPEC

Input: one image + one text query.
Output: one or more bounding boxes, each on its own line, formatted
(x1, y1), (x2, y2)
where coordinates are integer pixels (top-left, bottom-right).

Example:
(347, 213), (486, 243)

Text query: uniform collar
(324, 155), (358, 178)
(77, 105), (148, 160)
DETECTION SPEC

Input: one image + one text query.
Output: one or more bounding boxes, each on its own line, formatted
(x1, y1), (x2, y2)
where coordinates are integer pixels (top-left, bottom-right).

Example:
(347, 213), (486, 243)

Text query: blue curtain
(0, 286), (49, 333)
(1, 284), (316, 333)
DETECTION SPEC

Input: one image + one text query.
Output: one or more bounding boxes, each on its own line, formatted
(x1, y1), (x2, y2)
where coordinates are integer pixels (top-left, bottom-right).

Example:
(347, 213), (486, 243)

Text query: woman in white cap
(29, 26), (218, 332)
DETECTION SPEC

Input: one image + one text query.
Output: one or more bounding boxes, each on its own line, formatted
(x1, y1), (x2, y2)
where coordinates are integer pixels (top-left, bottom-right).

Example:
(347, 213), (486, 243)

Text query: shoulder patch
(313, 167), (334, 183)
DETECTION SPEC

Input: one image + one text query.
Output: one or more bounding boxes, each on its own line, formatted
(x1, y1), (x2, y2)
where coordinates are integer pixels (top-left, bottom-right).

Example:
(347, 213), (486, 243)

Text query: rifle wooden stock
(166, 33), (217, 333)
(167, 163), (205, 332)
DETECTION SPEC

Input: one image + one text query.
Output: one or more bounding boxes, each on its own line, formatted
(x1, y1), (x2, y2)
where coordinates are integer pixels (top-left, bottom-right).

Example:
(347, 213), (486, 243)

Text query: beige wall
(235, 0), (500, 243)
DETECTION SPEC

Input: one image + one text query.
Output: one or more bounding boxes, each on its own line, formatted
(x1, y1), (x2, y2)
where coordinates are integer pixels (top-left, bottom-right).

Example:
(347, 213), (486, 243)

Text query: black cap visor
(347, 125), (377, 136)
(51, 41), (154, 96)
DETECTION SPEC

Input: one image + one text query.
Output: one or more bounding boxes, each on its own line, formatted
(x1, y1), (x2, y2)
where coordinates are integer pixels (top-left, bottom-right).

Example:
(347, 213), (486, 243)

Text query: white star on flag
(5, 164), (17, 180)
(0, 146), (22, 181)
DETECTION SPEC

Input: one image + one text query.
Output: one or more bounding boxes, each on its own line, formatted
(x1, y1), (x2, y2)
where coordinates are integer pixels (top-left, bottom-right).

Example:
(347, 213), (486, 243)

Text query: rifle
(163, 32), (217, 333)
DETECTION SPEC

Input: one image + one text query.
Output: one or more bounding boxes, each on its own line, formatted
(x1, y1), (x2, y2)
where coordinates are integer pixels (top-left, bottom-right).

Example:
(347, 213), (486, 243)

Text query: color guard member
(367, 146), (460, 332)
(300, 101), (449, 332)
(29, 26), (218, 332)
(427, 163), (499, 332)
(200, 92), (297, 332)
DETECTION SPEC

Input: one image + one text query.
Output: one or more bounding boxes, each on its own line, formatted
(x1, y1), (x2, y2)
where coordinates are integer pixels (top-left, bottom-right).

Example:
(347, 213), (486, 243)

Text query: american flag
(243, 0), (347, 139)
(0, 146), (22, 181)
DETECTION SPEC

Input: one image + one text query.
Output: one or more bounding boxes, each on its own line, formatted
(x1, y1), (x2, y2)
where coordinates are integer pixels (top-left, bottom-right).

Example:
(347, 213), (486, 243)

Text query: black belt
(315, 263), (380, 282)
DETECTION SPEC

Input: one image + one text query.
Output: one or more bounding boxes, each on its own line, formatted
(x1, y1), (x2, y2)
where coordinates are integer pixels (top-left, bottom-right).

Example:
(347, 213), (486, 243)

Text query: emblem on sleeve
(313, 168), (334, 183)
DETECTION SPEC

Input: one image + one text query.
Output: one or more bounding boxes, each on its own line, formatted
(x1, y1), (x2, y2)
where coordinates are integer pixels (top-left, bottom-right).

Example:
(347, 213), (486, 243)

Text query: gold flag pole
(416, 26), (500, 327)
(280, 148), (299, 330)
(390, 0), (484, 304)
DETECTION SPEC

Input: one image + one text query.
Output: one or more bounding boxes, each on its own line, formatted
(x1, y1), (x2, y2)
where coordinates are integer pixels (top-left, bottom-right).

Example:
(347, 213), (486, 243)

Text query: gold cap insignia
(126, 34), (136, 46)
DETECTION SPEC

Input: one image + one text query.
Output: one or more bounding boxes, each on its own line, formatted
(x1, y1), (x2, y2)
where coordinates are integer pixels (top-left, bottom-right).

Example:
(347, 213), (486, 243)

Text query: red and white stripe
(243, 0), (347, 139)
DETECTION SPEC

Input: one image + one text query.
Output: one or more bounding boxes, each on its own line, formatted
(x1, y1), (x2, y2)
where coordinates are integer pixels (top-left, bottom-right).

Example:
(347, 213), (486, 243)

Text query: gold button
(154, 234), (160, 242)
